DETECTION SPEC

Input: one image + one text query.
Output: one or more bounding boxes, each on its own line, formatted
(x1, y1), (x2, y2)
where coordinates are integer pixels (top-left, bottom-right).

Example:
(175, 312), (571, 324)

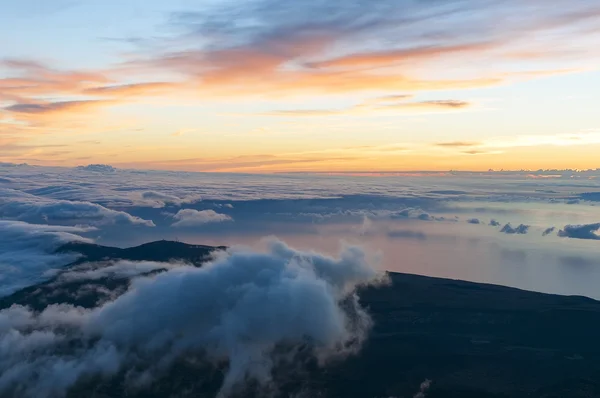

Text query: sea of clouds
(1, 163), (600, 297)
(1, 163), (600, 396)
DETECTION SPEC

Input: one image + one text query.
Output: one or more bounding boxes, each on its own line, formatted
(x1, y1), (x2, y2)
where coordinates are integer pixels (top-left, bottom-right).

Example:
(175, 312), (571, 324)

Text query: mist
(0, 240), (386, 397)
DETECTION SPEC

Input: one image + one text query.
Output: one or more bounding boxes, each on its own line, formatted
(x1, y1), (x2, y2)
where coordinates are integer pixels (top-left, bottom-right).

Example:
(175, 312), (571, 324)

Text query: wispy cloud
(263, 97), (472, 117)
(310, 42), (496, 69)
(130, 0), (600, 98)
(436, 141), (482, 148)
(5, 100), (115, 115)
(83, 82), (178, 97)
(436, 131), (600, 153)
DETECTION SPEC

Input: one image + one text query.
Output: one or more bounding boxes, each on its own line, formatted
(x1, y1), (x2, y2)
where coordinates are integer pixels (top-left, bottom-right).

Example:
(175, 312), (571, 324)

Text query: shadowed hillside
(57, 240), (227, 264)
(2, 240), (600, 397)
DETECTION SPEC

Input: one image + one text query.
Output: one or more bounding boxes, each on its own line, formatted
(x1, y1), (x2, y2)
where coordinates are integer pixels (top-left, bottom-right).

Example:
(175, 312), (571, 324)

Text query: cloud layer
(0, 220), (91, 296)
(0, 241), (386, 397)
(0, 188), (155, 227)
(171, 209), (233, 227)
(558, 223), (600, 240)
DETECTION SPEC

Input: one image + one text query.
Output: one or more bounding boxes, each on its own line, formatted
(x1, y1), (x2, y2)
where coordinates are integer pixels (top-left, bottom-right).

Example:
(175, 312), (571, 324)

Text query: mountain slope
(2, 240), (600, 397)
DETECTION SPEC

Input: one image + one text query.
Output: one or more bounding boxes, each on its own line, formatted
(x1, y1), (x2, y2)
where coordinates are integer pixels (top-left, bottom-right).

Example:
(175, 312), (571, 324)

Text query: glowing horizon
(1, 1), (599, 173)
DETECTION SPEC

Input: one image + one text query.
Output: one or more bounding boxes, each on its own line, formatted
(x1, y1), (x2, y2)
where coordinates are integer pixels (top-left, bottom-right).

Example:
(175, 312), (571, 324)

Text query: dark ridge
(1, 240), (226, 311)
(57, 239), (227, 264)
(3, 240), (600, 397)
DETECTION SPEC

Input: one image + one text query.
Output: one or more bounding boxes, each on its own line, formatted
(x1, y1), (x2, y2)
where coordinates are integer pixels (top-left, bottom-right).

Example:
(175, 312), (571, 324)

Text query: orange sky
(1, 1), (600, 172)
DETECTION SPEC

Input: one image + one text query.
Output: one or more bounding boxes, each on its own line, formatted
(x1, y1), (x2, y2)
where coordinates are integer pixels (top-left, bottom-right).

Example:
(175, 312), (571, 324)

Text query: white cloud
(0, 188), (155, 227)
(0, 220), (92, 297)
(136, 191), (202, 208)
(0, 240), (386, 397)
(171, 209), (232, 227)
(57, 260), (188, 283)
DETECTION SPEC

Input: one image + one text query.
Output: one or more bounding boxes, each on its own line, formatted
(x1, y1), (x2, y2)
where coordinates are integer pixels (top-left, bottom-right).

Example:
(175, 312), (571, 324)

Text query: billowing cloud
(138, 191), (202, 208)
(388, 208), (449, 222)
(558, 223), (600, 240)
(75, 164), (117, 173)
(0, 240), (386, 397)
(57, 260), (185, 283)
(0, 220), (91, 296)
(500, 223), (530, 234)
(0, 188), (155, 227)
(171, 209), (232, 227)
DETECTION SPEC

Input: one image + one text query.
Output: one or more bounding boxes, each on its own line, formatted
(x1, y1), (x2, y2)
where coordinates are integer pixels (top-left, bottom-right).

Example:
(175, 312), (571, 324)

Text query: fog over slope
(0, 220), (91, 296)
(0, 240), (386, 398)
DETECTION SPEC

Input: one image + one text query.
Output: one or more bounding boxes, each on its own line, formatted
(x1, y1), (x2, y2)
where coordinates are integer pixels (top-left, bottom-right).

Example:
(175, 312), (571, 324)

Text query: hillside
(2, 240), (600, 397)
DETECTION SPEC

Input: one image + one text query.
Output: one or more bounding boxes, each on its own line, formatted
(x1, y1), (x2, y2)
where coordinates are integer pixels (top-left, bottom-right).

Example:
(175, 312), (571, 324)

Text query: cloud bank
(0, 241), (386, 397)
(171, 209), (233, 227)
(558, 223), (600, 240)
(138, 191), (202, 208)
(76, 164), (117, 173)
(0, 220), (91, 296)
(0, 188), (155, 227)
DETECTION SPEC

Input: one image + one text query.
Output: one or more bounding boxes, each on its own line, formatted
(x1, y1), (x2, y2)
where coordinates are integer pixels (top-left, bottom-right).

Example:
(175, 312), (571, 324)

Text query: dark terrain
(2, 240), (600, 397)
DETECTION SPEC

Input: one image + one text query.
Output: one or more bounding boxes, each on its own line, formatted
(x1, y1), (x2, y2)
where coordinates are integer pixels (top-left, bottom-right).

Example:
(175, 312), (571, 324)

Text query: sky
(1, 0), (600, 172)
